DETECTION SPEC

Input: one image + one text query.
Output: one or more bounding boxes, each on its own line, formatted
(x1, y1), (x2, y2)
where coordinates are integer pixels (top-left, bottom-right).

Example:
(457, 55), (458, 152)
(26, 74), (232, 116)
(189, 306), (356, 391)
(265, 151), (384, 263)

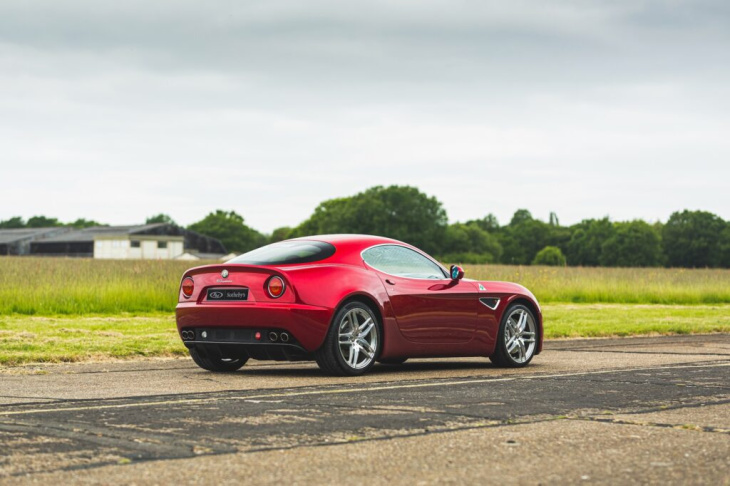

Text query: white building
(28, 223), (228, 260)
(94, 234), (185, 260)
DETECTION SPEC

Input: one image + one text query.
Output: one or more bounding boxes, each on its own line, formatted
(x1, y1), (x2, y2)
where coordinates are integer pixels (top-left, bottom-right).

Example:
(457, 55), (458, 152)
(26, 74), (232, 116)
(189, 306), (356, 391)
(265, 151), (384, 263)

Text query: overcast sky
(1, 0), (728, 233)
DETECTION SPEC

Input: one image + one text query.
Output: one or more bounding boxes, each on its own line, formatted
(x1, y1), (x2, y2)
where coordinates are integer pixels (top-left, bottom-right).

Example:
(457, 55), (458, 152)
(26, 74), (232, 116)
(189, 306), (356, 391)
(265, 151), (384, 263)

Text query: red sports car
(176, 234), (542, 376)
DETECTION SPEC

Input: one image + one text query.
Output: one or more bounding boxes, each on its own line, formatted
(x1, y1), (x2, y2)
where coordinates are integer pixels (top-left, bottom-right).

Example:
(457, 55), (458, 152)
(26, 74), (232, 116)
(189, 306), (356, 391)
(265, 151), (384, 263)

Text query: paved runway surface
(1, 334), (729, 485)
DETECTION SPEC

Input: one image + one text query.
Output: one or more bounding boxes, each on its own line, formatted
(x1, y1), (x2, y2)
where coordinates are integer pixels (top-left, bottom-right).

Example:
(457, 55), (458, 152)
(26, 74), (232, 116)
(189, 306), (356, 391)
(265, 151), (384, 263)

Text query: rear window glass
(229, 240), (336, 265)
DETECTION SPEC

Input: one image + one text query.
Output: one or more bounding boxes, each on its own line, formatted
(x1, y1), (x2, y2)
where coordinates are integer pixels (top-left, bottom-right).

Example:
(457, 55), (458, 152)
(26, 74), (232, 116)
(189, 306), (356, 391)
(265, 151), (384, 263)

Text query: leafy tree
(0, 216), (25, 228)
(549, 212), (560, 226)
(467, 213), (500, 232)
(270, 227), (293, 243)
(720, 225), (730, 268)
(441, 222), (502, 263)
(565, 218), (615, 266)
(509, 209), (534, 226)
(188, 210), (267, 253)
(146, 214), (177, 225)
(291, 185), (448, 255)
(600, 221), (663, 267)
(498, 210), (552, 264)
(68, 218), (103, 228)
(26, 216), (62, 228)
(532, 246), (567, 266)
(662, 210), (726, 268)
(547, 223), (572, 256)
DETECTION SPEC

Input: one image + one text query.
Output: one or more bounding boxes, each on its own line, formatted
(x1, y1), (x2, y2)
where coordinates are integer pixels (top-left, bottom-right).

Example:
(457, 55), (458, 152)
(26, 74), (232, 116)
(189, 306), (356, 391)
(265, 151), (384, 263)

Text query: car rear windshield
(228, 240), (336, 265)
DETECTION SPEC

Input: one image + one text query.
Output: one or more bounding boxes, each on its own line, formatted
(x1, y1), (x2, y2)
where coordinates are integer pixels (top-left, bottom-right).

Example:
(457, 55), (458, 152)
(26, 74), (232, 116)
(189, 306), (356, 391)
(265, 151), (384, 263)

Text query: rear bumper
(175, 302), (334, 352)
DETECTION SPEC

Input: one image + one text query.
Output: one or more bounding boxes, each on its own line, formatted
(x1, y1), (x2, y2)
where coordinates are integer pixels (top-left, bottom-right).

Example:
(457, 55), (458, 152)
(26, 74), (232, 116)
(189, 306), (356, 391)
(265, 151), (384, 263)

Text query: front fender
(477, 281), (544, 355)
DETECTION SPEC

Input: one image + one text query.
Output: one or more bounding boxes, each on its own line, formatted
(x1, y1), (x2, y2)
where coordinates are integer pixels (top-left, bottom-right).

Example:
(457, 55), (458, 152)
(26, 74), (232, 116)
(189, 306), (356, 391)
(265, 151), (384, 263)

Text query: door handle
(385, 279), (396, 285)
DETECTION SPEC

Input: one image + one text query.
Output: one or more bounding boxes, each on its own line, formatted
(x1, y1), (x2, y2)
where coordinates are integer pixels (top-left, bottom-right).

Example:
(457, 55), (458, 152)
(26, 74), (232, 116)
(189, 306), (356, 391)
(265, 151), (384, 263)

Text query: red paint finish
(175, 234), (543, 363)
(378, 275), (479, 344)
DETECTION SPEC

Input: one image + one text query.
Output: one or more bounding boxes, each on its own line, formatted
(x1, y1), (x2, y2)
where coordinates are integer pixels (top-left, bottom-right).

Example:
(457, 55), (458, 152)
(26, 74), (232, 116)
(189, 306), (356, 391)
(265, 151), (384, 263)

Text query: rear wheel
(489, 304), (538, 368)
(189, 347), (248, 372)
(316, 302), (381, 376)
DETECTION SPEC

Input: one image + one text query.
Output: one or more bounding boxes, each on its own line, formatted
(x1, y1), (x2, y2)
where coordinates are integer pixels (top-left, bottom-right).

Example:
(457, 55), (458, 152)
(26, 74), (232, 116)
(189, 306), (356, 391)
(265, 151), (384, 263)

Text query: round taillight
(266, 276), (285, 298)
(181, 277), (194, 298)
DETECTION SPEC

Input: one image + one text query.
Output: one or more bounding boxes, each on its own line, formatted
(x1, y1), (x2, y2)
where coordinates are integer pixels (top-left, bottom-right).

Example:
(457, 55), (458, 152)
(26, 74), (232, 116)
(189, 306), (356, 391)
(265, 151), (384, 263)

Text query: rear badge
(221, 269), (229, 278)
(207, 288), (249, 301)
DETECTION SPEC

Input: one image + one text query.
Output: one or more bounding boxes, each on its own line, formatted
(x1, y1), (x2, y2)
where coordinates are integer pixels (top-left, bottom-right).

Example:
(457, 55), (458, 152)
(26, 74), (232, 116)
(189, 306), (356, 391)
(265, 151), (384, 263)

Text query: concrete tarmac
(1, 334), (728, 485)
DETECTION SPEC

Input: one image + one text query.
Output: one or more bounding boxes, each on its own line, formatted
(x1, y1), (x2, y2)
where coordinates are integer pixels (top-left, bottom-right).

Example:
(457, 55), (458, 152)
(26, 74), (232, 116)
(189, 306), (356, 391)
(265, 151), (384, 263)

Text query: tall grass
(1, 257), (729, 316)
(464, 264), (730, 305)
(0, 257), (210, 315)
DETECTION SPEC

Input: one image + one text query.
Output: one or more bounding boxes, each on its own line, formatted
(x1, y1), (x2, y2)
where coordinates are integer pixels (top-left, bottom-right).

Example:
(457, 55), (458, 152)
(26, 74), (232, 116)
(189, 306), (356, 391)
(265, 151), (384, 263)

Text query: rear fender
(282, 264), (397, 350)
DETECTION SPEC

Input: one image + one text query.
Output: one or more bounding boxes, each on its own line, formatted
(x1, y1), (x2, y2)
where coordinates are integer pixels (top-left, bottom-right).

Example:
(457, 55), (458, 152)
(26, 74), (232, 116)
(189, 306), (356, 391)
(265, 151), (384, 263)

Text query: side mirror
(450, 265), (464, 280)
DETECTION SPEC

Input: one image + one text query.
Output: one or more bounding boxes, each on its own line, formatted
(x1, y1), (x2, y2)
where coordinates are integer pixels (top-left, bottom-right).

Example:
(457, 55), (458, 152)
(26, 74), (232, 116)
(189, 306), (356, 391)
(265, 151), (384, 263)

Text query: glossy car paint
(175, 234), (543, 360)
(378, 275), (479, 344)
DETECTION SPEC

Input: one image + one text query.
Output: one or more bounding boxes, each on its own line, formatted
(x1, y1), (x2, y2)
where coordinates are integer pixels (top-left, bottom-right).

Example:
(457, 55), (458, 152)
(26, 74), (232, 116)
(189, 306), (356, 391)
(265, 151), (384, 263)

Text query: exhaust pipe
(268, 331), (278, 342)
(280, 332), (290, 343)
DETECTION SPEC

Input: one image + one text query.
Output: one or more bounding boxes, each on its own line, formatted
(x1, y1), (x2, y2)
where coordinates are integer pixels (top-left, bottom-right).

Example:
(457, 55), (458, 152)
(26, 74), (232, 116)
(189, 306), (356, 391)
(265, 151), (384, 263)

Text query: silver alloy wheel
(504, 308), (537, 364)
(338, 307), (378, 369)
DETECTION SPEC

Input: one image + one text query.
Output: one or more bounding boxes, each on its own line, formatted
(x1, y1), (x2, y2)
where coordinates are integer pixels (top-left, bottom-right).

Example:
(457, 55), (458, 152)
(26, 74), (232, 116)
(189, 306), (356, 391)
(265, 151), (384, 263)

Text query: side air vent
(479, 297), (500, 310)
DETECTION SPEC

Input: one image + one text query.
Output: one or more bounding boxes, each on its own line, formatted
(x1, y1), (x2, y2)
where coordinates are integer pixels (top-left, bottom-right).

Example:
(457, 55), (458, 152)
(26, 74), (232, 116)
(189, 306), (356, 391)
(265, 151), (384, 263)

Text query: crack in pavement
(3, 361), (729, 418)
(556, 349), (730, 357)
(3, 336), (729, 482)
(8, 395), (727, 480)
(549, 375), (730, 391)
(575, 416), (730, 435)
(0, 415), (566, 478)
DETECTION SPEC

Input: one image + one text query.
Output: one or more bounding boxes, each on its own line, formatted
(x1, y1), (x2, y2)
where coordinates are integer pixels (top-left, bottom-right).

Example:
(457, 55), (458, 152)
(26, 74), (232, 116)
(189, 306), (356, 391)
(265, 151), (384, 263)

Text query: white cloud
(0, 0), (728, 232)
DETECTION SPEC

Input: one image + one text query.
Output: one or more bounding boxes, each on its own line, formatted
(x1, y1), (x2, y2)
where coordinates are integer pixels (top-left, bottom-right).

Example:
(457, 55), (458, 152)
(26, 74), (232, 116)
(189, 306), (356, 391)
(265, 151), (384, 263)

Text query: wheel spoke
(517, 311), (527, 332)
(337, 307), (379, 370)
(348, 311), (359, 331)
(348, 344), (360, 366)
(359, 319), (374, 337)
(503, 308), (537, 364)
(358, 341), (375, 359)
(518, 340), (526, 361)
(357, 336), (374, 351)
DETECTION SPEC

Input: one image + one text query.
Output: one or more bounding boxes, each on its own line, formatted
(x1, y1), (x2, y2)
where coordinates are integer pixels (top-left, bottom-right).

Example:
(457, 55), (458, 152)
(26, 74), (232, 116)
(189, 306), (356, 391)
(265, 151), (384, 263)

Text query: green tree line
(3, 185), (729, 267)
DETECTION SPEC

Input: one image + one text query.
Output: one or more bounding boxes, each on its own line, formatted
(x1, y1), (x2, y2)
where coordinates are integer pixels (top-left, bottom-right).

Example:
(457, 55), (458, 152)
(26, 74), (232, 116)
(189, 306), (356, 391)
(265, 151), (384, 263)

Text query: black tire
(489, 304), (538, 368)
(189, 347), (248, 372)
(378, 357), (408, 365)
(315, 301), (382, 376)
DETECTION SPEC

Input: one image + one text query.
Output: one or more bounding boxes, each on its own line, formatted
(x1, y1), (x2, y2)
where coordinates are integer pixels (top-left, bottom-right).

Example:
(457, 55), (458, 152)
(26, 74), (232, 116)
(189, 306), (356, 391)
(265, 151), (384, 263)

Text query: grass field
(1, 305), (728, 366)
(465, 265), (730, 305)
(1, 258), (729, 316)
(1, 257), (729, 366)
(0, 258), (201, 315)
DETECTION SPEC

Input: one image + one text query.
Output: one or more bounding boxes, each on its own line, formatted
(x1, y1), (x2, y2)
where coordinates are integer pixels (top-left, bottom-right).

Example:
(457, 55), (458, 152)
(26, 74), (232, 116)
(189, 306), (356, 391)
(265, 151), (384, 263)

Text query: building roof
(27, 224), (228, 254)
(38, 224), (171, 242)
(175, 251), (230, 261)
(0, 227), (70, 244)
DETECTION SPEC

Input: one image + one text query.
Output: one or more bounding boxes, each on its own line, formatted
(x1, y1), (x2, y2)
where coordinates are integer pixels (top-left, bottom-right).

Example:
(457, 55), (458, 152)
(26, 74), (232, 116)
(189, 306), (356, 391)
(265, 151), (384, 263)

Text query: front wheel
(315, 302), (381, 376)
(489, 304), (538, 368)
(189, 347), (248, 372)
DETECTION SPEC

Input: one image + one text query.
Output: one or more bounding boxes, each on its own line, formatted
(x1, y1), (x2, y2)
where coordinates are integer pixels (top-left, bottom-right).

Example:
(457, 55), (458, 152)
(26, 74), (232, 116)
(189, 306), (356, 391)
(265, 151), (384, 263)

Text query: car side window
(362, 245), (447, 279)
